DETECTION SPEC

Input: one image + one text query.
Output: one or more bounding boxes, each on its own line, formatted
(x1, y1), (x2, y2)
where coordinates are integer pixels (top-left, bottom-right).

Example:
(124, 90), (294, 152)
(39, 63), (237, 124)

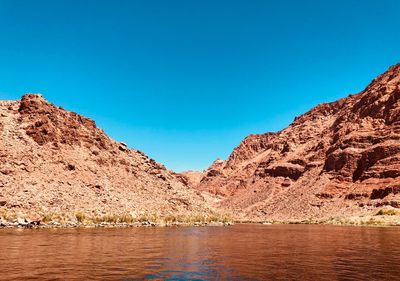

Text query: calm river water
(0, 224), (399, 280)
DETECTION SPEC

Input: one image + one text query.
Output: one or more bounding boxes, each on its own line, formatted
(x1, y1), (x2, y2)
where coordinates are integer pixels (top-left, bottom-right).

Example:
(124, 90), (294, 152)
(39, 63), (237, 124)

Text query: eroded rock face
(0, 94), (214, 219)
(191, 64), (400, 221)
(18, 94), (110, 149)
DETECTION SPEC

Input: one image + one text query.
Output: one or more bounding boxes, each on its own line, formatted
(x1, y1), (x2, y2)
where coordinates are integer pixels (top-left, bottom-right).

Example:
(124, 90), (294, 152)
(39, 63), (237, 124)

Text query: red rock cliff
(195, 64), (400, 221)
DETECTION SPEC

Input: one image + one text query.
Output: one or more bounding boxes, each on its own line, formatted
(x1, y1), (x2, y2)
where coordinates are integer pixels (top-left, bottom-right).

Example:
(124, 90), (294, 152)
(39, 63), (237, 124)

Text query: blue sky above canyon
(0, 0), (399, 171)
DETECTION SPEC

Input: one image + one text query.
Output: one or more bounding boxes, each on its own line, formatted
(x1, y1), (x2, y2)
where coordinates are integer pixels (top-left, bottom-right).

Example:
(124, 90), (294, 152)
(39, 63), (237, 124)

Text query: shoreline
(1, 215), (400, 229)
(0, 220), (234, 229)
(239, 214), (400, 227)
(0, 210), (234, 229)
(2, 207), (399, 229)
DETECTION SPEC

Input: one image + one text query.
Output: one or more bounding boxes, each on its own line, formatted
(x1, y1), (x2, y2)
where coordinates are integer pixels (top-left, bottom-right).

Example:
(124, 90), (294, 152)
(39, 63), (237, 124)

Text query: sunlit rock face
(0, 93), (215, 220)
(190, 64), (400, 221)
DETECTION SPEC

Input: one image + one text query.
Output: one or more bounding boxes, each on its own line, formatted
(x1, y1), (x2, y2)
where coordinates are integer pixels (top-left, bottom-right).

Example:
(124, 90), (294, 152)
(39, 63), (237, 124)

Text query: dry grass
(162, 212), (233, 225)
(320, 213), (400, 226)
(1, 208), (234, 227)
(375, 209), (398, 216)
(97, 213), (135, 224)
(0, 208), (17, 221)
(75, 212), (86, 223)
(41, 213), (55, 223)
(88, 212), (233, 225)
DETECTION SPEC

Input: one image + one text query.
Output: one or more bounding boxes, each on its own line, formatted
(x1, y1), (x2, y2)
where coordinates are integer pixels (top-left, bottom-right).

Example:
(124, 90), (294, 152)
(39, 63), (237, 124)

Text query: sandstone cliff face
(195, 64), (400, 221)
(0, 94), (213, 222)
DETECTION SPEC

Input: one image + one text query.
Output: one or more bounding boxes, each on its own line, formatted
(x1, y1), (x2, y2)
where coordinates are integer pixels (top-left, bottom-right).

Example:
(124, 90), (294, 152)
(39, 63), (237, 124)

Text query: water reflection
(0, 225), (399, 280)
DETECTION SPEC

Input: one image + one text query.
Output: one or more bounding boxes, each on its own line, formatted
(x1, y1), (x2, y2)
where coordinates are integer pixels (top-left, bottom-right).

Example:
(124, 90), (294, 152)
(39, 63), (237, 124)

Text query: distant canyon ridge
(1, 64), (400, 225)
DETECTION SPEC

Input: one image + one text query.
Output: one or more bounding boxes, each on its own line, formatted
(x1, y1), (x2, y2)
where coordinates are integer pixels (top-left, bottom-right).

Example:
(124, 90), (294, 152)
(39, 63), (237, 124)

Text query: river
(0, 224), (399, 280)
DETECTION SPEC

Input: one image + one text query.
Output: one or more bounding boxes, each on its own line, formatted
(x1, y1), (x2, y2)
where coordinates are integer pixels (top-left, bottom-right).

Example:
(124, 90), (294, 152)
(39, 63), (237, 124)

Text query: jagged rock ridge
(190, 64), (400, 221)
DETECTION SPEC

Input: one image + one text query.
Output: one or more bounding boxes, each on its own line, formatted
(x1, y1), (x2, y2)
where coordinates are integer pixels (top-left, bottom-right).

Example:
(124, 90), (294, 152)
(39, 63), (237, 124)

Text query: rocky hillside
(193, 64), (400, 221)
(0, 94), (217, 225)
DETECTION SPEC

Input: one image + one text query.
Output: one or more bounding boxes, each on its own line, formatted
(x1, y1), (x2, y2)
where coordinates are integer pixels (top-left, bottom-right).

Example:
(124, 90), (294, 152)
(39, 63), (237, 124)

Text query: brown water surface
(0, 224), (399, 280)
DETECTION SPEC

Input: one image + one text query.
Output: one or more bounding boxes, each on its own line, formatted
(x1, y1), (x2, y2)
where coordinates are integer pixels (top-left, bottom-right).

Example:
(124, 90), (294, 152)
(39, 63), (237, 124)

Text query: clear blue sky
(0, 0), (399, 171)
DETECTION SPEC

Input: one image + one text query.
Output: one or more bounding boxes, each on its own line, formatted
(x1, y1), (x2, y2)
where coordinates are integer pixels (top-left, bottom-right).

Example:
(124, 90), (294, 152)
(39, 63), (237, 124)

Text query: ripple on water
(0, 225), (399, 280)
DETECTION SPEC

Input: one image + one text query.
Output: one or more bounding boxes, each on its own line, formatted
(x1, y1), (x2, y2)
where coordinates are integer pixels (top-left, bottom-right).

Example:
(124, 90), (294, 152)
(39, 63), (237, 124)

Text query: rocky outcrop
(261, 163), (304, 180)
(0, 94), (215, 223)
(18, 94), (111, 149)
(175, 170), (204, 188)
(192, 64), (400, 221)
